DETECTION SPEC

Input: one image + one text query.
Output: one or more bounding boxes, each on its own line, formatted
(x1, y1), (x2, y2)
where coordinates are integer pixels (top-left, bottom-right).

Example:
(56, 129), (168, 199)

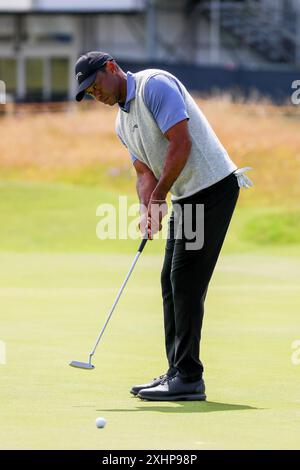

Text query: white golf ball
(95, 417), (106, 428)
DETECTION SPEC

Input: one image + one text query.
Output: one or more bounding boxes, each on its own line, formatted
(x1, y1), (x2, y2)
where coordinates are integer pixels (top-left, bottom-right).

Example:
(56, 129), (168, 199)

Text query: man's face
(85, 62), (119, 106)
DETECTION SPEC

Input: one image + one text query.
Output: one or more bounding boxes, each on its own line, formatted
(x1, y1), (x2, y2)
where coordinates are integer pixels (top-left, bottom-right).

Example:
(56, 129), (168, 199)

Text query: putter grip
(138, 236), (148, 253)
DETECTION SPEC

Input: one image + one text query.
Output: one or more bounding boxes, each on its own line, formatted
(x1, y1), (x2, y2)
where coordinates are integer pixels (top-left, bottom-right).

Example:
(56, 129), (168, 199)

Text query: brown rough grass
(0, 97), (299, 207)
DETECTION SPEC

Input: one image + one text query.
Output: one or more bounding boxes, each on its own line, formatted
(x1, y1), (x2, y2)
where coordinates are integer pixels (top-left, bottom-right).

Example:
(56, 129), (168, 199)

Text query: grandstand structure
(0, 0), (299, 101)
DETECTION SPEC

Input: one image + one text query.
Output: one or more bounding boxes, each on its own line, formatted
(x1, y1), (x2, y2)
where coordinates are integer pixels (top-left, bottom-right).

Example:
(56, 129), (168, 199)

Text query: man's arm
(133, 159), (158, 206)
(133, 120), (192, 238)
(150, 119), (192, 202)
(133, 159), (159, 237)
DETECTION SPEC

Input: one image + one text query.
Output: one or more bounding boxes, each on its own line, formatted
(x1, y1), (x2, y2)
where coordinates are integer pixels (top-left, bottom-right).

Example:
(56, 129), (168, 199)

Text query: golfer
(75, 51), (252, 401)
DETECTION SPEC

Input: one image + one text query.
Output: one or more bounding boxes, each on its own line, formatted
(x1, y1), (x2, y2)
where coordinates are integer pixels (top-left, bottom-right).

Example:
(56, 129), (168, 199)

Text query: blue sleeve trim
(130, 153), (138, 163)
(144, 74), (189, 134)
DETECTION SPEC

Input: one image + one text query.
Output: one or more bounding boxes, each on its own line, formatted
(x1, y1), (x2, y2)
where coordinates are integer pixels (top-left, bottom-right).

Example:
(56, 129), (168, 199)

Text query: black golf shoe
(130, 374), (171, 396)
(137, 375), (206, 401)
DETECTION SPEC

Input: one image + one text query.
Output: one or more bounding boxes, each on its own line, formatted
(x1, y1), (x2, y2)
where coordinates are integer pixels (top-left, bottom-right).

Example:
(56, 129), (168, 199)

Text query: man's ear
(106, 60), (116, 73)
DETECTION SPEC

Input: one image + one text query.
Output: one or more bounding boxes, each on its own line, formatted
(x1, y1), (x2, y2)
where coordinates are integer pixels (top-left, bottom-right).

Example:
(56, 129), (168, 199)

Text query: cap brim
(75, 72), (97, 102)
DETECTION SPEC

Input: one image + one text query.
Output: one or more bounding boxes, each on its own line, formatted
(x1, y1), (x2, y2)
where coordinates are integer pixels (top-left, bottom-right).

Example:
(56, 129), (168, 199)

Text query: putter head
(69, 360), (95, 370)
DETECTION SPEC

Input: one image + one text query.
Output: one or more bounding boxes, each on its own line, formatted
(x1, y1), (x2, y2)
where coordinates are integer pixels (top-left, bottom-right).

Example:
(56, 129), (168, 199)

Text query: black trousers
(161, 172), (240, 382)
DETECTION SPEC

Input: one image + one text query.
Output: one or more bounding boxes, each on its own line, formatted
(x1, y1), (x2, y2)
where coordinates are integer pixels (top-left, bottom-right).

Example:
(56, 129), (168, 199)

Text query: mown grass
(1, 180), (300, 253)
(0, 249), (300, 449)
(243, 208), (300, 245)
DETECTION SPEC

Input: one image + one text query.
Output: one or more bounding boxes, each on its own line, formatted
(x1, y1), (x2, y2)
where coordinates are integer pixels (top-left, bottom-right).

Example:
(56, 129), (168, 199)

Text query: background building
(0, 0), (299, 102)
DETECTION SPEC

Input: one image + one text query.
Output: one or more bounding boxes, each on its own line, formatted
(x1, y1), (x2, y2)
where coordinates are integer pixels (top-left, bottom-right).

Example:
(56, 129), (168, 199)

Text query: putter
(69, 236), (148, 370)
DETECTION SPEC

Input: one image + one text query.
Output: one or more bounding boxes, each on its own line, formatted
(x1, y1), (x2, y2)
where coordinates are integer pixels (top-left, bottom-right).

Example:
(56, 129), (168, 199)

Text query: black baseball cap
(75, 51), (113, 102)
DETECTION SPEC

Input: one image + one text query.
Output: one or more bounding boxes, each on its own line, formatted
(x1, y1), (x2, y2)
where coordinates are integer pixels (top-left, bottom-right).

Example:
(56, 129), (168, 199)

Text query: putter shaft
(70, 237), (148, 369)
(89, 250), (142, 358)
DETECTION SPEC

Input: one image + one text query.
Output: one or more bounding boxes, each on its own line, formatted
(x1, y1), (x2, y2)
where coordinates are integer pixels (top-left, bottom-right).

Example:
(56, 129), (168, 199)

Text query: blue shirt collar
(119, 71), (135, 113)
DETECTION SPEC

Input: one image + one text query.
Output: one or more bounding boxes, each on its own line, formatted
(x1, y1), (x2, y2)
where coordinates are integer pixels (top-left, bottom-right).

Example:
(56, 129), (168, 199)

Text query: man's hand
(138, 203), (148, 236)
(138, 199), (167, 239)
(146, 196), (168, 239)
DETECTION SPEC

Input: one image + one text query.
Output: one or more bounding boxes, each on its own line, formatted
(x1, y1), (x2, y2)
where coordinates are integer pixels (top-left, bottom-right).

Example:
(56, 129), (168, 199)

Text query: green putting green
(0, 181), (299, 449)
